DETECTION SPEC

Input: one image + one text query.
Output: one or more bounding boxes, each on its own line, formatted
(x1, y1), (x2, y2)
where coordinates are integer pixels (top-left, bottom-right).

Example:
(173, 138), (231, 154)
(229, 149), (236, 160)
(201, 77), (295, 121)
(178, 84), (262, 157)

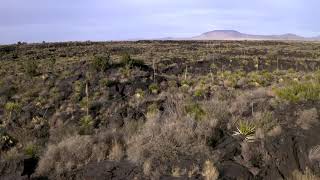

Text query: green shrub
(194, 89), (205, 97)
(121, 53), (132, 66)
(120, 65), (131, 78)
(24, 143), (38, 158)
(185, 103), (206, 121)
(248, 71), (273, 87)
(80, 115), (94, 135)
(135, 89), (145, 99)
(92, 54), (110, 72)
(120, 53), (145, 67)
(72, 81), (84, 102)
(24, 60), (38, 76)
(149, 83), (159, 94)
(5, 102), (21, 113)
(275, 82), (320, 102)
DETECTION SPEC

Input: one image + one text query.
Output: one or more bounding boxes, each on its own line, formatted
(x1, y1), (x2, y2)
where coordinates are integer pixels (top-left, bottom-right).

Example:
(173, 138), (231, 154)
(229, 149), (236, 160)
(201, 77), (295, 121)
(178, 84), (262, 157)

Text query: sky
(1, 0), (319, 44)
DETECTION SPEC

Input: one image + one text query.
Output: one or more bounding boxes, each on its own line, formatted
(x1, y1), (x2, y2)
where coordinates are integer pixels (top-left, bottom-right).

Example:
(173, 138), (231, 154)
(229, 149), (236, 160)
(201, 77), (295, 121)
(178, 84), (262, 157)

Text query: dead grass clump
(127, 111), (215, 176)
(309, 145), (320, 162)
(202, 160), (219, 180)
(297, 108), (318, 130)
(230, 88), (269, 115)
(36, 131), (124, 176)
(109, 141), (124, 161)
(203, 98), (230, 123)
(291, 168), (320, 180)
(252, 111), (278, 134)
(36, 135), (93, 175)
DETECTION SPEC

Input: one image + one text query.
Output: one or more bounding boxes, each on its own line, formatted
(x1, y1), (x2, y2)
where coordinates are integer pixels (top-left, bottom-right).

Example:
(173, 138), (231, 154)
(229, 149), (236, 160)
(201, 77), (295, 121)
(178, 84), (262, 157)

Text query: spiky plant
(233, 121), (256, 141)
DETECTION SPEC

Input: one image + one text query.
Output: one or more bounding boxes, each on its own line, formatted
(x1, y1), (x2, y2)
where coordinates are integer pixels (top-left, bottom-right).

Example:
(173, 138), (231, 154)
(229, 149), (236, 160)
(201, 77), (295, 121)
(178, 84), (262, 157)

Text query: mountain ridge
(191, 30), (319, 41)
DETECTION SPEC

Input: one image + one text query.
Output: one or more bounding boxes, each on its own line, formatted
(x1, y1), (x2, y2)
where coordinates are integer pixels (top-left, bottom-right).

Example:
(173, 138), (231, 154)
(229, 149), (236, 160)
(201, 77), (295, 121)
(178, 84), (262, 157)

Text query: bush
(79, 115), (94, 135)
(4, 102), (21, 114)
(120, 53), (132, 66)
(120, 53), (145, 67)
(36, 131), (123, 176)
(92, 54), (110, 72)
(202, 160), (219, 180)
(291, 168), (320, 180)
(148, 83), (159, 94)
(297, 108), (318, 130)
(275, 82), (320, 102)
(24, 60), (38, 76)
(24, 143), (38, 158)
(127, 102), (216, 176)
(185, 103), (206, 121)
(233, 120), (256, 141)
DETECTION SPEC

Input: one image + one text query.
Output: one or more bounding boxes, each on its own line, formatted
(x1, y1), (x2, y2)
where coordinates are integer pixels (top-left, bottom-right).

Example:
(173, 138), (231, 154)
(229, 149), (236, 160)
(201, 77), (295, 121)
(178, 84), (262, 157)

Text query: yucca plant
(233, 121), (256, 141)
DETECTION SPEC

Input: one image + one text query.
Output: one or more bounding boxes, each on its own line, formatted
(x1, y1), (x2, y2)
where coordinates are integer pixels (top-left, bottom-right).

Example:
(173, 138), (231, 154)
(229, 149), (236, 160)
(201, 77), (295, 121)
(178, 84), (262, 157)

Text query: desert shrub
(121, 52), (132, 65)
(253, 111), (278, 133)
(71, 80), (84, 102)
(297, 108), (318, 130)
(92, 54), (110, 72)
(194, 88), (205, 97)
(37, 135), (94, 175)
(1, 147), (22, 160)
(203, 99), (230, 123)
(4, 101), (21, 114)
(120, 52), (145, 67)
(266, 125), (282, 137)
(185, 103), (206, 121)
(79, 115), (94, 135)
(248, 71), (273, 87)
(233, 120), (256, 141)
(148, 83), (159, 94)
(123, 119), (144, 138)
(119, 64), (131, 78)
(109, 141), (124, 161)
(202, 160), (219, 180)
(4, 101), (21, 124)
(309, 145), (320, 163)
(36, 131), (123, 176)
(147, 103), (159, 117)
(275, 82), (320, 102)
(230, 88), (269, 115)
(134, 88), (145, 99)
(24, 143), (38, 158)
(24, 60), (38, 76)
(290, 168), (320, 180)
(46, 57), (56, 72)
(127, 103), (216, 176)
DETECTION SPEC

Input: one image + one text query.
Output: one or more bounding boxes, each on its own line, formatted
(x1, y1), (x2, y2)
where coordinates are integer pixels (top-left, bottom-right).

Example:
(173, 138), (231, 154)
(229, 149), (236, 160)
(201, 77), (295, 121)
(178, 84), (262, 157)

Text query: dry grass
(309, 145), (320, 162)
(36, 131), (123, 175)
(290, 168), (320, 180)
(127, 96), (217, 175)
(109, 141), (124, 161)
(202, 160), (219, 180)
(36, 135), (94, 175)
(297, 108), (318, 130)
(230, 88), (269, 115)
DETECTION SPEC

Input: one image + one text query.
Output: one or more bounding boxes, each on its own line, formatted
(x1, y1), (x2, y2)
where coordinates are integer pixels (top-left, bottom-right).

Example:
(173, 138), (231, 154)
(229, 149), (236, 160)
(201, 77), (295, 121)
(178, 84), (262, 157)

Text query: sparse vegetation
(1, 41), (320, 179)
(92, 54), (111, 72)
(275, 81), (320, 102)
(233, 120), (256, 141)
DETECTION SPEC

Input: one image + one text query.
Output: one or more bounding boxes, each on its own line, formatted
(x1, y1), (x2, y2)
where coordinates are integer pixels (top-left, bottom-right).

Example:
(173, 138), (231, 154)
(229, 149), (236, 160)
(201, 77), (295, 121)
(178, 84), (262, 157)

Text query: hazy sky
(1, 0), (319, 44)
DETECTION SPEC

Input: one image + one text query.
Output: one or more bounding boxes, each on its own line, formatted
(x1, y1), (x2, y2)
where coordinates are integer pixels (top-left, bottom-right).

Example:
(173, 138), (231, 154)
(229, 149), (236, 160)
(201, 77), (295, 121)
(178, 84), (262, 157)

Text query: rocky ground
(0, 40), (320, 179)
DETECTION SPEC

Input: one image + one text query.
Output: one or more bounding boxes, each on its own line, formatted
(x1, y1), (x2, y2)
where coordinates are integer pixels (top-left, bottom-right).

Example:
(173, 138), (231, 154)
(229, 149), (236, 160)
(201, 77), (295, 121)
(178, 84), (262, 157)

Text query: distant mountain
(191, 30), (319, 41)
